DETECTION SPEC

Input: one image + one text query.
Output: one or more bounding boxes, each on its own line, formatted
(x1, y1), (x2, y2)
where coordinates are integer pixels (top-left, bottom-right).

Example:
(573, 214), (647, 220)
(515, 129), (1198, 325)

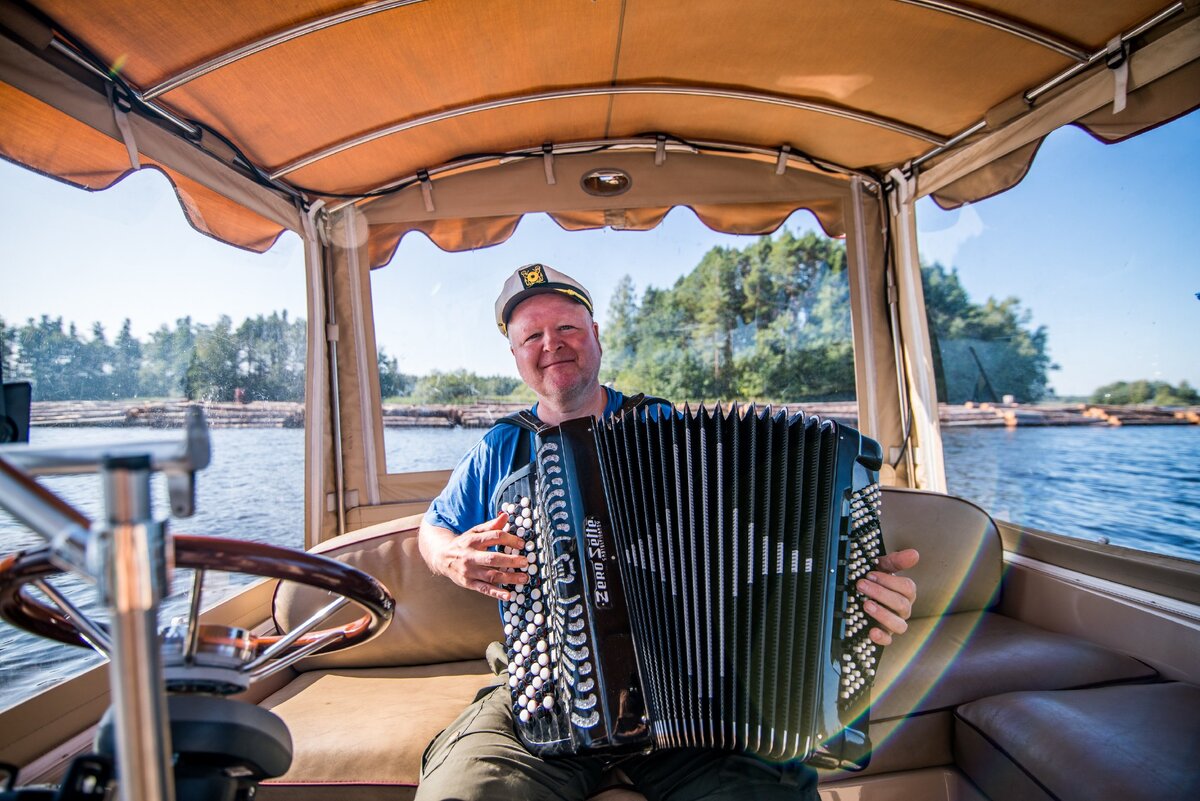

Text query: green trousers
(417, 685), (818, 801)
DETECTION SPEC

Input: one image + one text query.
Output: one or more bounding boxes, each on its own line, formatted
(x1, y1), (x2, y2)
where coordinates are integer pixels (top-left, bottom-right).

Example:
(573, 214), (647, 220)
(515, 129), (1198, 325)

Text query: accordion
(494, 405), (884, 769)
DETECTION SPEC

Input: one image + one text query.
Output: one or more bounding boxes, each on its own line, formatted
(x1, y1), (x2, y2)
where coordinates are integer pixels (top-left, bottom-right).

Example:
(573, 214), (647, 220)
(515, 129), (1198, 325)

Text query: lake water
(2, 423), (1198, 710)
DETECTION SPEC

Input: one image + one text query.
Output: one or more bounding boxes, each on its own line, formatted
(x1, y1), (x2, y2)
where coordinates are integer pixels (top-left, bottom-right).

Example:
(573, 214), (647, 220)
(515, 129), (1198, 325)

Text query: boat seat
(256, 513), (498, 800)
(819, 489), (1156, 782)
(954, 682), (1200, 801)
(255, 490), (1157, 799)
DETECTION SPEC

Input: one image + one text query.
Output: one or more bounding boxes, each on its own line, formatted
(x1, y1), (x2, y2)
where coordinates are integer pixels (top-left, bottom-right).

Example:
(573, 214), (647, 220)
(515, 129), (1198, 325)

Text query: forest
(5, 230), (1186, 406)
(600, 230), (1055, 404)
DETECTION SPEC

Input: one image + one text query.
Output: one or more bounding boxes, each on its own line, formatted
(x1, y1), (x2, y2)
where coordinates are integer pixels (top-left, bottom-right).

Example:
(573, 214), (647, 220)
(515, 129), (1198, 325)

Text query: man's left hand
(857, 548), (920, 646)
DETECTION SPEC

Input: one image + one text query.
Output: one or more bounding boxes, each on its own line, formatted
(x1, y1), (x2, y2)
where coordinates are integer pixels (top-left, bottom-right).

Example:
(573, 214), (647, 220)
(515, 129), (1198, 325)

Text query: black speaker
(0, 382), (31, 444)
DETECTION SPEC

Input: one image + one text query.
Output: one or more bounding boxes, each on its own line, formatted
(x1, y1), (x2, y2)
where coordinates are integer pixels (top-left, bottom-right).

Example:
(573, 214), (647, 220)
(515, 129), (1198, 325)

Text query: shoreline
(26, 399), (1200, 430)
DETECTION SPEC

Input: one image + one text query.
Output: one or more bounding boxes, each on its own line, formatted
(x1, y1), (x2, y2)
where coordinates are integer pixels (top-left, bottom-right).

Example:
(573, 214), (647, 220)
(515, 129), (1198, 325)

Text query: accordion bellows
(496, 405), (884, 769)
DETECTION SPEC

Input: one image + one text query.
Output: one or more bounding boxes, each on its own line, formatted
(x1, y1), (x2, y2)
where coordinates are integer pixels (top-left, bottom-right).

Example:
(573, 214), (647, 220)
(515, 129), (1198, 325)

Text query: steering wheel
(0, 534), (394, 690)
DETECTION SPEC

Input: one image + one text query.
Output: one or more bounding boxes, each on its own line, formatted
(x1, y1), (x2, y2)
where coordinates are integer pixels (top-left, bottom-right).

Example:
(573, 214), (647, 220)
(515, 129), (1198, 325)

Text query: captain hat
(495, 264), (594, 337)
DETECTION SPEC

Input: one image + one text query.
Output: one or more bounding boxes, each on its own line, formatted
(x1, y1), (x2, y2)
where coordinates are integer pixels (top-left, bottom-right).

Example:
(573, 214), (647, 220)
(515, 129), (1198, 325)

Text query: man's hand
(858, 548), (920, 646)
(420, 512), (530, 601)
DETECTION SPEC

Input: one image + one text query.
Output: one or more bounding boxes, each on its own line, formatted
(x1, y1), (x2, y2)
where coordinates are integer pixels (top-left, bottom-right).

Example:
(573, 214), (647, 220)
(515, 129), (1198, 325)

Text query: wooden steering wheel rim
(0, 534), (394, 656)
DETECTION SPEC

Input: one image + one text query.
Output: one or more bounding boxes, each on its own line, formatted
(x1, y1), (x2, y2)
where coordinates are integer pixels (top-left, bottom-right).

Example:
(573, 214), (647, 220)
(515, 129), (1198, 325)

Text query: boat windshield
(370, 208), (858, 475)
(0, 163), (308, 711)
(916, 110), (1200, 562)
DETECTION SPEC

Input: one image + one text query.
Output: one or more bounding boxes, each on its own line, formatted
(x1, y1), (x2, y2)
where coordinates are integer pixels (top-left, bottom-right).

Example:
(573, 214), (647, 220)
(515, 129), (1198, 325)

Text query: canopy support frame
(911, 1), (1190, 172)
(885, 169), (947, 493)
(143, 0), (428, 100)
(896, 0), (1090, 61)
(915, 13), (1200, 197)
(269, 84), (948, 180)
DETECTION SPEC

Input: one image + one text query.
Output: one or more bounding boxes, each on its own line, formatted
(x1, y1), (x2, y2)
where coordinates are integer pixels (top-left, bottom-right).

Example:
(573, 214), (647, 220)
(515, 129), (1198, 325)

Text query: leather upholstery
(876, 487), (1003, 618)
(955, 682), (1200, 801)
(272, 514), (501, 671)
(259, 660), (497, 798)
(819, 610), (1156, 780)
(871, 611), (1155, 722)
(261, 491), (1161, 797)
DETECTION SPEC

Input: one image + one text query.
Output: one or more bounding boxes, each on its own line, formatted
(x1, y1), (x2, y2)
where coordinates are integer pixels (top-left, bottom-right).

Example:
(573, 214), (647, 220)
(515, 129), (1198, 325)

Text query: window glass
(371, 209), (858, 474)
(918, 112), (1200, 562)
(0, 164), (307, 710)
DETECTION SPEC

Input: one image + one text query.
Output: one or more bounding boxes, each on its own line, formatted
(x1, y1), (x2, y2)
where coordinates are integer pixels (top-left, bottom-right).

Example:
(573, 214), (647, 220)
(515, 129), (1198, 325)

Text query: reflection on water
(1, 422), (1197, 710)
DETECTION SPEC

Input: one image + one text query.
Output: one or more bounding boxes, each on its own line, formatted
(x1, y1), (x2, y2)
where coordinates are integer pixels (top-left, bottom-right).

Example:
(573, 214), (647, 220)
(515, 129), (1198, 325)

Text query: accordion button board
(494, 405), (884, 770)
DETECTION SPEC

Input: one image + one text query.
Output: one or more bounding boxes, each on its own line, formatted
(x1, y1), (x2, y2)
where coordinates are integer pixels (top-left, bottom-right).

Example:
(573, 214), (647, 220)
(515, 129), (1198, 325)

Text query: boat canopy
(3, 0), (1199, 539)
(1, 0), (1197, 262)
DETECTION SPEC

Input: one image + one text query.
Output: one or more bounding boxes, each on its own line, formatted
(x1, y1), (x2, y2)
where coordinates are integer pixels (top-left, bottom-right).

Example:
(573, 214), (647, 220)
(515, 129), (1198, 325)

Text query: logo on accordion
(584, 516), (612, 609)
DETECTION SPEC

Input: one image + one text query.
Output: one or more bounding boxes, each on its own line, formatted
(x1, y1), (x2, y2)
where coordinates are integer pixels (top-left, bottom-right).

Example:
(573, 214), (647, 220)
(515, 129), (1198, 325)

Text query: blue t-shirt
(426, 387), (632, 534)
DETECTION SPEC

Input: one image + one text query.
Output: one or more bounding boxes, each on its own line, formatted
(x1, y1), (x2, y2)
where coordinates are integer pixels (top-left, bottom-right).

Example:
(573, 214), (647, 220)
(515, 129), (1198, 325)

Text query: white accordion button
(519, 709), (530, 723)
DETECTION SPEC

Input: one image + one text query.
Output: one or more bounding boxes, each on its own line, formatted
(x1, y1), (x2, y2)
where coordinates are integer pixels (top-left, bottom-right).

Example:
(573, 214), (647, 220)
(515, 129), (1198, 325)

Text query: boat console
(0, 410), (395, 801)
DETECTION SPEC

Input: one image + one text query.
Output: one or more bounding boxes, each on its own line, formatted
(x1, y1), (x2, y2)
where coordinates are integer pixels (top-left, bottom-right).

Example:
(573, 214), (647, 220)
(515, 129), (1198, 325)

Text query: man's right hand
(420, 512), (530, 600)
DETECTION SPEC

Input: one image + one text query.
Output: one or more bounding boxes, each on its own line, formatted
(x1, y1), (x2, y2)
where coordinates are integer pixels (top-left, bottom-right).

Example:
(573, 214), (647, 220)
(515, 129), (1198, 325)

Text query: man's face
(507, 293), (603, 409)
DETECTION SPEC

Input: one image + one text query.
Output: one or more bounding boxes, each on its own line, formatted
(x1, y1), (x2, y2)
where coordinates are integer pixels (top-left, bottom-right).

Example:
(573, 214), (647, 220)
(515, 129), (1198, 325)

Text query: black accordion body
(494, 405), (884, 769)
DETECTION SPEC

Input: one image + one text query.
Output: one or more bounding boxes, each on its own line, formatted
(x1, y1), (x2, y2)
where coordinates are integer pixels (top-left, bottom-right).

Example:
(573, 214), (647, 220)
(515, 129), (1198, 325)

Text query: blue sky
(1, 111), (1196, 397)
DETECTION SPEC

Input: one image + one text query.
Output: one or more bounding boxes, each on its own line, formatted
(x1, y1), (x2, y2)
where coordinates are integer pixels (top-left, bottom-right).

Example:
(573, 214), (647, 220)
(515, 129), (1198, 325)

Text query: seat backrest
(272, 514), (501, 671)
(880, 487), (1003, 618)
(274, 489), (1003, 670)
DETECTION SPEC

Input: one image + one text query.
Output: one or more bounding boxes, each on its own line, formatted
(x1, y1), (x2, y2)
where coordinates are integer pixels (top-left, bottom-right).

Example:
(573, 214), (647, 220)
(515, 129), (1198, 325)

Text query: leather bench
(254, 490), (1161, 800)
(820, 489), (1156, 782)
(955, 681), (1200, 801)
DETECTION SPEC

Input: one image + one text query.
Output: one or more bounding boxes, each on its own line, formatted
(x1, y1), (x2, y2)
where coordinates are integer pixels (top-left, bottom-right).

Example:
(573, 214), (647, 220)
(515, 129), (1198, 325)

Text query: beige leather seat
(820, 489), (1155, 783)
(255, 490), (1159, 800)
(955, 682), (1200, 801)
(257, 514), (499, 800)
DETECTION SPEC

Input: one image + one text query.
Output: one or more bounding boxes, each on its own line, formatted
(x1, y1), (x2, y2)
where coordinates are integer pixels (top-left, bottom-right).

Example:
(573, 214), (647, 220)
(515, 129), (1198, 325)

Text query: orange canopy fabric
(1, 0), (1196, 263)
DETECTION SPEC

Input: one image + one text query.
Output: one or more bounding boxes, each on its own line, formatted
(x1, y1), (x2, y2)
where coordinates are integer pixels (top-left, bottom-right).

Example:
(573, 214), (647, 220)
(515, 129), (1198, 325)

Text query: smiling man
(415, 264), (920, 801)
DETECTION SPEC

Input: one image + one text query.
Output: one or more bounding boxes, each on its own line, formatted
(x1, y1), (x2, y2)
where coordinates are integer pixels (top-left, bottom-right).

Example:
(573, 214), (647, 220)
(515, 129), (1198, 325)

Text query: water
(942, 425), (1200, 560)
(2, 423), (1197, 710)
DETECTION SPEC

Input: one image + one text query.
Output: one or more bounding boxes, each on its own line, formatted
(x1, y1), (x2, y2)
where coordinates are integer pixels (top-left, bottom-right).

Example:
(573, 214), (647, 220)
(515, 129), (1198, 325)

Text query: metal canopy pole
(98, 455), (175, 801)
(0, 409), (210, 801)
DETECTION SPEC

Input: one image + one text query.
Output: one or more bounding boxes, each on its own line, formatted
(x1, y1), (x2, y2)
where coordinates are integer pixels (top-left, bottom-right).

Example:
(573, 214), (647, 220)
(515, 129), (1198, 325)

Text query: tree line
(3, 230), (1187, 407)
(1089, 380), (1198, 406)
(1, 312), (307, 402)
(601, 230), (1057, 404)
(0, 313), (524, 404)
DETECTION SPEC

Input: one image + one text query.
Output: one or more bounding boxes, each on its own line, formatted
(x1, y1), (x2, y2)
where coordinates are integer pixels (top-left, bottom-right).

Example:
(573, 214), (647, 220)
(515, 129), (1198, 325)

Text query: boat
(0, 1), (1197, 799)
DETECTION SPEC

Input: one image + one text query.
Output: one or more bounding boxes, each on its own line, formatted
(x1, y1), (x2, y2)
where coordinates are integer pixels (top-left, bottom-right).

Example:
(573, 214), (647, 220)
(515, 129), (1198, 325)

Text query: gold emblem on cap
(519, 264), (547, 288)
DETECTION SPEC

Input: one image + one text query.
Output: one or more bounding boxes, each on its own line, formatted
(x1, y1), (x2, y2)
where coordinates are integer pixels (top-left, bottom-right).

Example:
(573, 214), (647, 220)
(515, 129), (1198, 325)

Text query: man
(416, 264), (920, 801)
